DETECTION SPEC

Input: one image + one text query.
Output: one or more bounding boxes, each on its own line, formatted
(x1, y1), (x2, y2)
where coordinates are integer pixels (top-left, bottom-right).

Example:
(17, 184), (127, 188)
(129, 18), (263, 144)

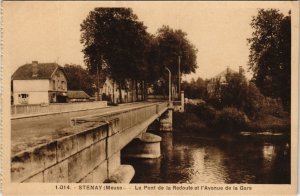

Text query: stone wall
(11, 102), (169, 183)
(11, 121), (110, 182)
(11, 101), (107, 116)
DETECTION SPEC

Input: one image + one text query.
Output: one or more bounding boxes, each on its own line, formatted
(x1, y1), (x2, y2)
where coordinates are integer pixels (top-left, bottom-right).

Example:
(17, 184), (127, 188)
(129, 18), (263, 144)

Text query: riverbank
(173, 111), (212, 135)
(247, 114), (290, 132)
(173, 103), (291, 137)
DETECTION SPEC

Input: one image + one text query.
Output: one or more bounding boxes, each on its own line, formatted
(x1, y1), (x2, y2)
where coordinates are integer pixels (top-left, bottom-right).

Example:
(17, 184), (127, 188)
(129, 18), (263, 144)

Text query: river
(122, 131), (290, 184)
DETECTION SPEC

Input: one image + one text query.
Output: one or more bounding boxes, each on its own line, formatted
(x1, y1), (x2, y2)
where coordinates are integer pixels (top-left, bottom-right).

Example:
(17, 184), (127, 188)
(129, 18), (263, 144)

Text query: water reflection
(122, 131), (290, 184)
(161, 132), (173, 160)
(262, 143), (276, 173)
(263, 144), (275, 162)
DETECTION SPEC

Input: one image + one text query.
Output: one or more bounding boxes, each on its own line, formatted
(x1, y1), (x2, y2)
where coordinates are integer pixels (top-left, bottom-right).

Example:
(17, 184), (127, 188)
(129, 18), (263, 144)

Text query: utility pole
(178, 55), (181, 100)
(96, 64), (100, 101)
(96, 55), (103, 101)
(165, 67), (172, 105)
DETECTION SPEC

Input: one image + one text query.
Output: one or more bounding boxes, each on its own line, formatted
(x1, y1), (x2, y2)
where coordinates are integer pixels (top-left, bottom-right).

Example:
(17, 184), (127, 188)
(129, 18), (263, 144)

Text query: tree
(80, 8), (150, 103)
(155, 26), (198, 96)
(207, 72), (248, 111)
(244, 82), (264, 119)
(207, 71), (284, 120)
(181, 77), (208, 99)
(248, 9), (291, 110)
(222, 72), (248, 109)
(63, 64), (95, 96)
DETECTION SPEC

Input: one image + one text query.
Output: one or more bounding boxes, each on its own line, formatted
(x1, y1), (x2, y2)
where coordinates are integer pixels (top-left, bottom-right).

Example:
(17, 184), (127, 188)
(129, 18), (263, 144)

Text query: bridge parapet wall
(11, 102), (169, 183)
(11, 122), (110, 183)
(72, 102), (168, 132)
(11, 101), (108, 116)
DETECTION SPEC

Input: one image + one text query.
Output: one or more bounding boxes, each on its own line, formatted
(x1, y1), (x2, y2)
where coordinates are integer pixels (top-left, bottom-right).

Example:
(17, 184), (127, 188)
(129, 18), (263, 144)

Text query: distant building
(207, 66), (244, 95)
(67, 90), (91, 102)
(12, 61), (68, 105)
(98, 77), (130, 103)
(98, 77), (113, 102)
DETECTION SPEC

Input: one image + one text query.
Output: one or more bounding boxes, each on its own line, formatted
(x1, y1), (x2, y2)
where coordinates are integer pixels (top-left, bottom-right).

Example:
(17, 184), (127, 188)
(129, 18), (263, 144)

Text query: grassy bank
(173, 108), (219, 137)
(247, 114), (290, 132)
(173, 111), (208, 132)
(173, 103), (290, 135)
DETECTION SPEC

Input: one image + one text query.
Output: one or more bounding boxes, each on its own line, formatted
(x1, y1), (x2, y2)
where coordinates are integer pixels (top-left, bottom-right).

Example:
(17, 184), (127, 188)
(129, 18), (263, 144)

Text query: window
(21, 94), (28, 98)
(52, 80), (56, 89)
(18, 94), (28, 98)
(18, 93), (29, 104)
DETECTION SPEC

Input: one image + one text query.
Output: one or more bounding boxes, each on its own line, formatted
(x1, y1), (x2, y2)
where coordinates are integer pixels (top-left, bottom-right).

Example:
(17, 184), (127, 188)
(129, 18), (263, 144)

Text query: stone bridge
(11, 101), (181, 183)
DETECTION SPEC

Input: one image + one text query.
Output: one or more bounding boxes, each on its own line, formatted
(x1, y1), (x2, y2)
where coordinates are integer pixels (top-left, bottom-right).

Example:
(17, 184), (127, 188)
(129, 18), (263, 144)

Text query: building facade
(98, 77), (130, 103)
(207, 66), (245, 96)
(12, 61), (68, 105)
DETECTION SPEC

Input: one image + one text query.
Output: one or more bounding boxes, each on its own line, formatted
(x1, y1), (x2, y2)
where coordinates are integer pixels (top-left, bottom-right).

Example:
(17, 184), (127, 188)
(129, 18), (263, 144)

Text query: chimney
(239, 66), (244, 75)
(32, 61), (38, 77)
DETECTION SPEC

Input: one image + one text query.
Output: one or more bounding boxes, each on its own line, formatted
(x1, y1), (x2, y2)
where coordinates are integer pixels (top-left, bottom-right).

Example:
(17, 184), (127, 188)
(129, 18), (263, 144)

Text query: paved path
(11, 102), (155, 155)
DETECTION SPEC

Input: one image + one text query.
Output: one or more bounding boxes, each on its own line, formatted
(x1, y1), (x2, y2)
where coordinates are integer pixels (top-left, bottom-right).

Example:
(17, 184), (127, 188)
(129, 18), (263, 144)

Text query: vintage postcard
(1, 1), (299, 195)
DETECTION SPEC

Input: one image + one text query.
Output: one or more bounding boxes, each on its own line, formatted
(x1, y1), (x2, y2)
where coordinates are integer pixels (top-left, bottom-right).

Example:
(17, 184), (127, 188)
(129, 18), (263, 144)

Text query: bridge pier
(105, 165), (135, 183)
(160, 108), (173, 131)
(122, 132), (162, 158)
(104, 151), (134, 183)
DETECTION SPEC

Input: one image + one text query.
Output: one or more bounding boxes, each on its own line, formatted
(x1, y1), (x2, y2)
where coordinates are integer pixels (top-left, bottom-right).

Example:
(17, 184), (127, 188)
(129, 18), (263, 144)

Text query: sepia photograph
(2, 1), (299, 195)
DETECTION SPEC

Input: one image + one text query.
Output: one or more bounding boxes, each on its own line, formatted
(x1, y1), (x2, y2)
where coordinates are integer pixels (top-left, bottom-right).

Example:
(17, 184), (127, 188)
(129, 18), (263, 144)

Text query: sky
(3, 1), (293, 81)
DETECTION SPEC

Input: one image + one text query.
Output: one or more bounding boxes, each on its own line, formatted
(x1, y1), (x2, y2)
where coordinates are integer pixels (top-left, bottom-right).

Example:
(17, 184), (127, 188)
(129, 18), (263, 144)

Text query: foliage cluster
(181, 77), (208, 99)
(63, 64), (95, 96)
(213, 107), (249, 133)
(173, 110), (207, 133)
(187, 103), (216, 126)
(185, 103), (248, 133)
(205, 72), (285, 120)
(183, 69), (287, 133)
(80, 8), (198, 102)
(248, 9), (291, 111)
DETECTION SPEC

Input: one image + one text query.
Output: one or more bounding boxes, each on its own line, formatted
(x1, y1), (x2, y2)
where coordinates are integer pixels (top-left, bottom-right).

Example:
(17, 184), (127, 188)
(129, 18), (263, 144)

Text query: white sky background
(3, 1), (293, 81)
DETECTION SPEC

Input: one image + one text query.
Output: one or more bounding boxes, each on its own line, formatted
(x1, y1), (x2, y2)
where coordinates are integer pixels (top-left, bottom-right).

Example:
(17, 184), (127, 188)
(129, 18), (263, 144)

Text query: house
(67, 90), (91, 102)
(98, 77), (130, 103)
(12, 61), (68, 105)
(207, 66), (244, 95)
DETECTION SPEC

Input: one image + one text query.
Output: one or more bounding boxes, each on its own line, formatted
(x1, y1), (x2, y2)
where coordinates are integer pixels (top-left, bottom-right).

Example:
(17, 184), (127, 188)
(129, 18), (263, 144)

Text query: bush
(213, 107), (249, 133)
(173, 112), (207, 132)
(194, 103), (217, 125)
(185, 103), (217, 124)
(243, 82), (264, 119)
(261, 97), (285, 118)
(206, 76), (287, 120)
(206, 72), (248, 110)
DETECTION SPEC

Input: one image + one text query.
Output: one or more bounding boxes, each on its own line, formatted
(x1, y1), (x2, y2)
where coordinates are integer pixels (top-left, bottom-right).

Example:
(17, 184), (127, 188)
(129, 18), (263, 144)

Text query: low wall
(11, 101), (107, 116)
(11, 102), (168, 183)
(147, 95), (168, 101)
(11, 121), (110, 182)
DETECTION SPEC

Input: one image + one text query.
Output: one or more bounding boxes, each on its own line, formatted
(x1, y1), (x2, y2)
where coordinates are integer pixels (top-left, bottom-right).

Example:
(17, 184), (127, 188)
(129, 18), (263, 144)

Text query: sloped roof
(67, 90), (90, 99)
(12, 62), (62, 80)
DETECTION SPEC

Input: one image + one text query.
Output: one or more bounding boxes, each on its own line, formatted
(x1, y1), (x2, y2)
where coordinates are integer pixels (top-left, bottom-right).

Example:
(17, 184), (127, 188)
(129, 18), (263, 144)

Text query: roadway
(11, 102), (155, 155)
